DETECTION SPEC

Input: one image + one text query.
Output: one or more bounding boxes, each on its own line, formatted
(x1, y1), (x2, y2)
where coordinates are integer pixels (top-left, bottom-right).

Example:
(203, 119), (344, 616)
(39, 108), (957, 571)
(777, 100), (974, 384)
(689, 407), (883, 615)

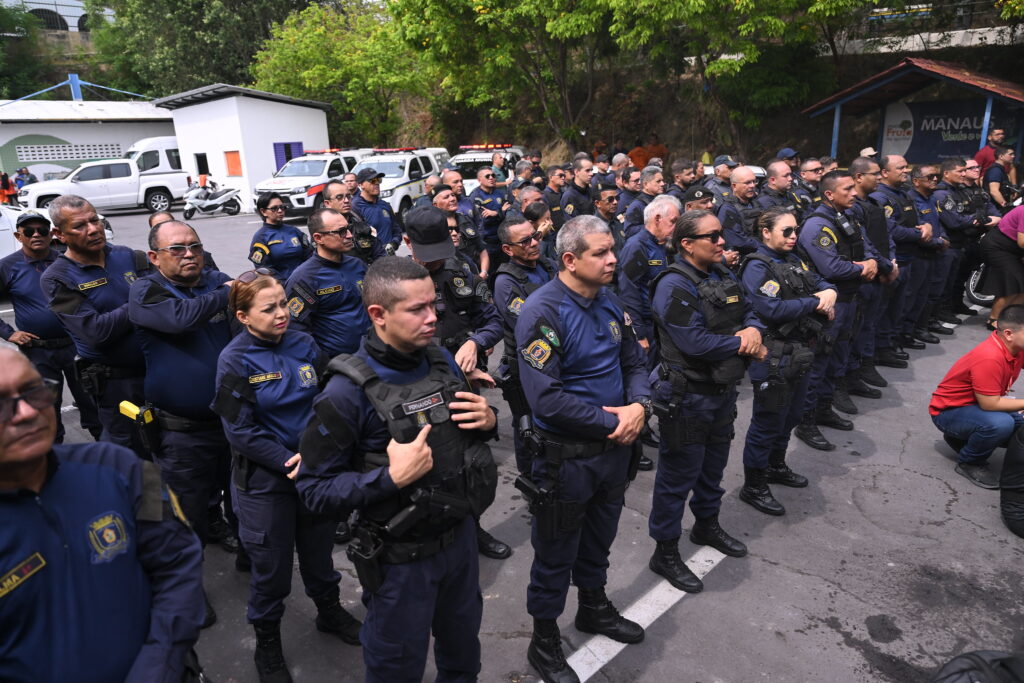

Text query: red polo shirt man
(930, 305), (1024, 489)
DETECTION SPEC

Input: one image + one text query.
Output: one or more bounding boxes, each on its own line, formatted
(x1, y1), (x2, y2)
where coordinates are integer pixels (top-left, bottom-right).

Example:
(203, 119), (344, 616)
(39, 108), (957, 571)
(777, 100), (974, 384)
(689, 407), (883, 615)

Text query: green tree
(0, 6), (55, 99)
(84, 0), (308, 96)
(251, 2), (427, 146)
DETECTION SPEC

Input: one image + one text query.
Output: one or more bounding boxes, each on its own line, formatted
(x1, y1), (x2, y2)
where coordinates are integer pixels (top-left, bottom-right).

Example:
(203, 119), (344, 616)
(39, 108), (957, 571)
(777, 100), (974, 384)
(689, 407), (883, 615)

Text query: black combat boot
(528, 618), (580, 683)
(795, 412), (836, 451)
(575, 585), (644, 643)
(739, 467), (785, 516)
(690, 514), (747, 557)
(313, 587), (362, 645)
(649, 538), (703, 592)
(899, 332), (926, 350)
(831, 379), (858, 414)
(875, 348), (909, 368)
(253, 619), (293, 683)
(913, 327), (940, 344)
(847, 371), (882, 399)
(858, 359), (889, 387)
(766, 449), (809, 488)
(476, 521), (512, 559)
(815, 400), (854, 431)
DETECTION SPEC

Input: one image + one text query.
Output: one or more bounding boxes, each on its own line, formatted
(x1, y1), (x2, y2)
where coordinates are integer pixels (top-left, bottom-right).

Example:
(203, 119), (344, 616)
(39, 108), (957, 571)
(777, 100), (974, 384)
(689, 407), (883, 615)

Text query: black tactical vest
(326, 347), (497, 538)
(350, 221), (379, 266)
(653, 261), (750, 386)
(495, 259), (556, 359)
(740, 251), (824, 341)
(801, 206), (865, 300)
(432, 260), (488, 352)
(855, 197), (892, 259)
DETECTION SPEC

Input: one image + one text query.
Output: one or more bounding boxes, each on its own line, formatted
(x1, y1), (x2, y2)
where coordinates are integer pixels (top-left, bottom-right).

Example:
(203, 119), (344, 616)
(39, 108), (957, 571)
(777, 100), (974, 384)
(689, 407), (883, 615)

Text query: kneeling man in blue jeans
(930, 304), (1024, 489)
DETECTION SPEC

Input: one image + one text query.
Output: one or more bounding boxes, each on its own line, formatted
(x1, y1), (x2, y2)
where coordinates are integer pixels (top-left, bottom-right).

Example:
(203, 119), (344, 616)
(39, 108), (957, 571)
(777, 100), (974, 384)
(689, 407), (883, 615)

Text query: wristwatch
(633, 397), (653, 422)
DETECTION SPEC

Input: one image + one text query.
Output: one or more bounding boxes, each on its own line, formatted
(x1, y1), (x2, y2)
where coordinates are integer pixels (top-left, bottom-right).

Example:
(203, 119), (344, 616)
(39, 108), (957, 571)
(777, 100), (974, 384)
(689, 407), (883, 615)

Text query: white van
(350, 147), (451, 220)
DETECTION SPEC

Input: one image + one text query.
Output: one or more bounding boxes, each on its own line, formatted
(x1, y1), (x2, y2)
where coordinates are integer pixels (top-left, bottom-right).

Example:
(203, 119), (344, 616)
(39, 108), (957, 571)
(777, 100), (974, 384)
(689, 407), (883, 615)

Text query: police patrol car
(254, 148), (373, 216)
(448, 144), (526, 195)
(350, 148), (451, 221)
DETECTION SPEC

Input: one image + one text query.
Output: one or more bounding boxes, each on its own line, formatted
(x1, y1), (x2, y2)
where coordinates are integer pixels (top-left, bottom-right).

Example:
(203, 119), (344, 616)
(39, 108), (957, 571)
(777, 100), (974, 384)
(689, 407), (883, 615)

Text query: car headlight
(18, 189), (27, 196)
(290, 186), (307, 194)
(381, 188), (394, 198)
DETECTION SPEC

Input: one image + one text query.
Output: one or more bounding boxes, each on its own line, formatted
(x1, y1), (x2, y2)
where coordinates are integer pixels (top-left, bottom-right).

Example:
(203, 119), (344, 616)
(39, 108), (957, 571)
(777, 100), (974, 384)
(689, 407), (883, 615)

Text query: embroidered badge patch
(290, 237), (300, 246)
(759, 280), (781, 297)
(465, 228), (476, 236)
(87, 512), (129, 564)
(297, 364), (317, 388)
(725, 295), (740, 304)
(565, 204), (576, 215)
(401, 391), (444, 415)
(123, 271), (137, 284)
(358, 239), (372, 249)
(884, 205), (893, 218)
(316, 285), (342, 296)
(522, 339), (552, 369)
(508, 297), (525, 315)
(817, 234), (832, 248)
(287, 297), (304, 316)
(648, 259), (664, 266)
(0, 552), (46, 599)
(251, 250), (264, 263)
(540, 325), (560, 347)
(609, 320), (622, 343)
(249, 372), (283, 384)
(78, 278), (107, 291)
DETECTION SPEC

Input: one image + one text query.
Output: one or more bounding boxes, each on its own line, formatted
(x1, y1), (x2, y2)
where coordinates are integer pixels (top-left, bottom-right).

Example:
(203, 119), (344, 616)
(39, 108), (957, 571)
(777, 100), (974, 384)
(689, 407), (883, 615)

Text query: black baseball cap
(355, 168), (385, 184)
(683, 185), (712, 203)
(404, 206), (454, 262)
(713, 155), (738, 168)
(16, 211), (50, 228)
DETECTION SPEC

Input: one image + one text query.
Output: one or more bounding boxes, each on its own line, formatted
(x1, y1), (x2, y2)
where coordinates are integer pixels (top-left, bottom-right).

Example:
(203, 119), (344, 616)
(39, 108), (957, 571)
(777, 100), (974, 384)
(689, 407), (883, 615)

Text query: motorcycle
(966, 263), (994, 307)
(182, 180), (241, 219)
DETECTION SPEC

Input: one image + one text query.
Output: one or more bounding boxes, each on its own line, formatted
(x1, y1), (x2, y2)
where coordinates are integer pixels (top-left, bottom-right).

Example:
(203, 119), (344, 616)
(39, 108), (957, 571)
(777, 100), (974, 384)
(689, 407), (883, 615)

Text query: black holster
(497, 366), (531, 418)
(74, 356), (105, 398)
(627, 441), (643, 482)
(514, 473), (583, 541)
(346, 525), (384, 594)
(232, 450), (255, 493)
(654, 398), (710, 445)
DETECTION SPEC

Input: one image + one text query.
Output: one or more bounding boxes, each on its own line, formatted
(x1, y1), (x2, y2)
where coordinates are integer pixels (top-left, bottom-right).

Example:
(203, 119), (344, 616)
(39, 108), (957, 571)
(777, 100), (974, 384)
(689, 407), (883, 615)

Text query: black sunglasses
(319, 227), (352, 237)
(0, 379), (59, 423)
(925, 174), (941, 181)
(687, 230), (724, 242)
(505, 231), (542, 247)
(19, 225), (49, 238)
(265, 205), (286, 212)
(238, 267), (274, 283)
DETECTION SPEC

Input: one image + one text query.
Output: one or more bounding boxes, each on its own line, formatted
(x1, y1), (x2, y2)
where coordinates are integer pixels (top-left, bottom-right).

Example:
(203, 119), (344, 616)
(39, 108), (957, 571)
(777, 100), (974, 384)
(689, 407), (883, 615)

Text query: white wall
(169, 96), (328, 212)
(0, 120), (175, 180)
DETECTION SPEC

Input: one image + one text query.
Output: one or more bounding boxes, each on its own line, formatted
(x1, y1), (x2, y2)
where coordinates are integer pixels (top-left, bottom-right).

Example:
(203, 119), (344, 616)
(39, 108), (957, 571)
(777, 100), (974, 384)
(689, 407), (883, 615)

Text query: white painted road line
(568, 546), (728, 681)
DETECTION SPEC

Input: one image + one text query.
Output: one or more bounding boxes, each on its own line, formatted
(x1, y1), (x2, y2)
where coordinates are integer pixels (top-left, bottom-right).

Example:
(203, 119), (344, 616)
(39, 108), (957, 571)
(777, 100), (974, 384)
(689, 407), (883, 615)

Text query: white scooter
(183, 180), (241, 219)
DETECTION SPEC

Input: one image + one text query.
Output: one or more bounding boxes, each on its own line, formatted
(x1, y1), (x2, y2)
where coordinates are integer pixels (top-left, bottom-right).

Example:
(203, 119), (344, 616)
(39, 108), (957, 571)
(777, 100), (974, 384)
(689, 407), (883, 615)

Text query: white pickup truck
(18, 158), (190, 213)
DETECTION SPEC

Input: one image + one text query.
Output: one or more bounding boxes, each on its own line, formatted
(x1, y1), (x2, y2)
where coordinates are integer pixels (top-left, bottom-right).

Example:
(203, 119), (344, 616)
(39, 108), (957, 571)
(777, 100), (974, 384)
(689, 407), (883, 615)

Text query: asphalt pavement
(4, 208), (1021, 683)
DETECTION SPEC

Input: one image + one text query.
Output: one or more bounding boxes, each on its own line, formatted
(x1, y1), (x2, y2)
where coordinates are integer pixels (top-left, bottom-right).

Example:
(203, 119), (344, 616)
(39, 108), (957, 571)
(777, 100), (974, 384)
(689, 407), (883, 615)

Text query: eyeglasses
(319, 227), (352, 237)
(0, 379), (59, 423)
(964, 165), (980, 171)
(157, 242), (203, 257)
(237, 267), (274, 283)
(19, 225), (49, 238)
(805, 167), (824, 174)
(600, 194), (620, 202)
(780, 227), (797, 237)
(925, 174), (941, 181)
(266, 205), (286, 212)
(482, 174), (495, 179)
(505, 231), (542, 247)
(686, 230), (724, 242)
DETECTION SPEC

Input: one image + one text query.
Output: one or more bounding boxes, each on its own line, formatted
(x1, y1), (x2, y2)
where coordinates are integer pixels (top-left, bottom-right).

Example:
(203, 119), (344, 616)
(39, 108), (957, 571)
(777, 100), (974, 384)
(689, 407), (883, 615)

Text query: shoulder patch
(507, 296), (525, 316)
(884, 205), (893, 218)
(565, 204), (575, 215)
(539, 324), (560, 347)
(297, 363), (317, 387)
(608, 320), (622, 343)
(87, 511), (129, 563)
(522, 339), (552, 370)
(817, 234), (832, 249)
(759, 280), (781, 297)
(943, 197), (955, 212)
(288, 297), (305, 316)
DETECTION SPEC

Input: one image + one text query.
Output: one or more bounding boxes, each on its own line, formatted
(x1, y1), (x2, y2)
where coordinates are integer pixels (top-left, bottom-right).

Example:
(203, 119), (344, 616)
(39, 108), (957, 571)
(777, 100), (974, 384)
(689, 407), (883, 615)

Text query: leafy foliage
(0, 6), (55, 99)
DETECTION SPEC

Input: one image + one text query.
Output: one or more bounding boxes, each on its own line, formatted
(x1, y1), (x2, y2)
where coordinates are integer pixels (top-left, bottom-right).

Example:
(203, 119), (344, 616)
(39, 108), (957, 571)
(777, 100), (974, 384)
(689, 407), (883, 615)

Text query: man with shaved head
(755, 160), (801, 219)
(716, 165), (762, 255)
(0, 346), (205, 680)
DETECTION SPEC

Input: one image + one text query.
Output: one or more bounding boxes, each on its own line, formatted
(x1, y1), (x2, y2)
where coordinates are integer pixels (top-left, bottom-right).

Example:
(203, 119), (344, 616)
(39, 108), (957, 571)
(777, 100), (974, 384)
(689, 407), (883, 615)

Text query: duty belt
(381, 523), (459, 564)
(536, 428), (617, 461)
(90, 363), (144, 380)
(26, 337), (73, 349)
(154, 408), (222, 433)
(659, 366), (732, 396)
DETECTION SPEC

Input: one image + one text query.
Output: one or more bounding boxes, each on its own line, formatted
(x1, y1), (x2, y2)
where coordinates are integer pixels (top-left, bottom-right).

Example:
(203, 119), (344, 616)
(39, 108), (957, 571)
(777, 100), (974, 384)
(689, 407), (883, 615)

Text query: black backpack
(931, 651), (1024, 683)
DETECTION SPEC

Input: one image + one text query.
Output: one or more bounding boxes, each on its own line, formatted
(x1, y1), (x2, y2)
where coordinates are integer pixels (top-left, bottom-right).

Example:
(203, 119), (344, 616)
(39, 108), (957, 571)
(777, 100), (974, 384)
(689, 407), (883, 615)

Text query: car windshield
(451, 159), (493, 178)
(352, 160), (406, 179)
(275, 160), (326, 177)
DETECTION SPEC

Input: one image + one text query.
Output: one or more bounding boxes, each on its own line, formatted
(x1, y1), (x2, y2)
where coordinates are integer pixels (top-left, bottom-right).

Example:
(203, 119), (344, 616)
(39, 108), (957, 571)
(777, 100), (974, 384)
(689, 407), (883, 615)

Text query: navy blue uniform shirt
(617, 229), (670, 340)
(353, 195), (403, 249)
(560, 182), (594, 218)
(0, 442), (203, 683)
(0, 247), (67, 340)
(469, 186), (507, 241)
(515, 277), (650, 438)
(493, 259), (557, 337)
(717, 199), (761, 255)
(128, 268), (233, 418)
(909, 189), (946, 247)
(248, 222), (312, 281)
(40, 244), (146, 369)
(214, 329), (324, 494)
(285, 253), (370, 358)
(798, 206), (876, 283)
(740, 244), (832, 327)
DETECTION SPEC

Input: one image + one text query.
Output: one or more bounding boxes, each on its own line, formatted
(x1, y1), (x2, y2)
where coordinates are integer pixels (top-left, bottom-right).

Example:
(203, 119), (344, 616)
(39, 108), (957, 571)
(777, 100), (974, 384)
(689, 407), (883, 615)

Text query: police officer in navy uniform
(434, 183), (490, 278)
(716, 165), (763, 256)
(468, 167), (508, 274)
(704, 155), (738, 206)
(616, 166), (642, 216)
(665, 158), (698, 202)
(792, 158), (824, 213)
(906, 164), (953, 344)
(402, 206), (510, 560)
(249, 192), (313, 281)
(296, 256), (499, 683)
(794, 171), (880, 448)
(755, 160), (802, 219)
(0, 211), (100, 443)
(0, 347), (205, 682)
(543, 165), (568, 230)
(739, 208), (834, 515)
(322, 179), (386, 266)
(933, 158), (983, 324)
(353, 167), (404, 254)
(40, 195), (149, 457)
(560, 157), (596, 219)
(869, 154), (932, 355)
(647, 210), (765, 594)
(493, 216), (558, 472)
(129, 220), (237, 626)
(515, 215), (650, 683)
(623, 165), (666, 238)
(214, 271), (360, 683)
(594, 183), (628, 258)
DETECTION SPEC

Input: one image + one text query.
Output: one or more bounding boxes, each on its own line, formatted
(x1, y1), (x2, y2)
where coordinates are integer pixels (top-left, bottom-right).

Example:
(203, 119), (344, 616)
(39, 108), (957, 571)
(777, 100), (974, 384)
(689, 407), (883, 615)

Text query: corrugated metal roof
(153, 84), (331, 112)
(0, 99), (171, 123)
(804, 58), (1024, 117)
